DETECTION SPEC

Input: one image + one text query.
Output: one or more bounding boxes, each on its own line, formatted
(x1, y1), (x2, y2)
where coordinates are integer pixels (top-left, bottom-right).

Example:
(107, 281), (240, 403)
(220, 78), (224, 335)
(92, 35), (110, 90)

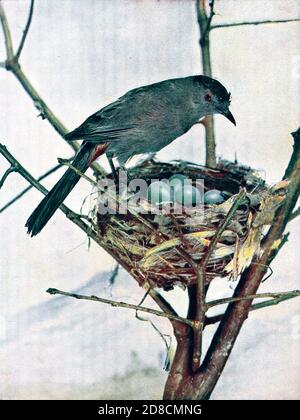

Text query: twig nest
(96, 158), (288, 291)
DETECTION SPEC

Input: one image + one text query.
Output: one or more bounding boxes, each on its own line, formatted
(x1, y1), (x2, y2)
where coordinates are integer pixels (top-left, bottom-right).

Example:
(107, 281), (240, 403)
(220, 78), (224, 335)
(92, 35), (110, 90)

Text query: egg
(169, 174), (188, 198)
(204, 189), (225, 204)
(147, 181), (171, 205)
(168, 174), (203, 206)
(169, 173), (189, 185)
(174, 184), (202, 206)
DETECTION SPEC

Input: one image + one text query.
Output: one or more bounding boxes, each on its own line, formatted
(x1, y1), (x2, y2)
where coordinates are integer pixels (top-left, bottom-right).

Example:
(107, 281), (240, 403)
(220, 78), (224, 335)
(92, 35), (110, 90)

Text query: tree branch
(0, 1), (105, 176)
(0, 161), (64, 213)
(200, 0), (215, 44)
(196, 0), (216, 168)
(46, 287), (195, 328)
(207, 289), (300, 309)
(202, 190), (247, 268)
(211, 18), (300, 30)
(205, 289), (300, 326)
(249, 291), (300, 310)
(15, 0), (35, 60)
(0, 164), (18, 188)
(0, 1), (14, 61)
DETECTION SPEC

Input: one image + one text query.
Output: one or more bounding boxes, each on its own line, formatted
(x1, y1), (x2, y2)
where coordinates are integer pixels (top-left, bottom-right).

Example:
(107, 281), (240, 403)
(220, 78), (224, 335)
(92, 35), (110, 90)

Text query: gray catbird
(26, 75), (235, 236)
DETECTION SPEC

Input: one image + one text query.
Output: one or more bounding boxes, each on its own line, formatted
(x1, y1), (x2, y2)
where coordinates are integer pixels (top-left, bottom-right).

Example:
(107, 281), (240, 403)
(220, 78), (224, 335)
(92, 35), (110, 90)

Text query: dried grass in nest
(95, 158), (288, 291)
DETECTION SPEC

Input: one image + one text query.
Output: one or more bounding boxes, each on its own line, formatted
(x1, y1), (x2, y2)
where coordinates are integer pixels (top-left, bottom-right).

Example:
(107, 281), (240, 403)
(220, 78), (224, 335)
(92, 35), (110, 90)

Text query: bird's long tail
(25, 142), (96, 236)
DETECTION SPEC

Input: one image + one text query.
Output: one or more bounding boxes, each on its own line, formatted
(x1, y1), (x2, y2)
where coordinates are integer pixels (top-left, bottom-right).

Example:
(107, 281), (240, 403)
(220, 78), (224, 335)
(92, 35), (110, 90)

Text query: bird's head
(193, 75), (236, 125)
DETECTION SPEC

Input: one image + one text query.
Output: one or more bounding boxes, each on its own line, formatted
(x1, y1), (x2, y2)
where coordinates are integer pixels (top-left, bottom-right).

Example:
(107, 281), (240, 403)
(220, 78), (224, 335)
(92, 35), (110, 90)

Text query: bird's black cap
(194, 75), (231, 102)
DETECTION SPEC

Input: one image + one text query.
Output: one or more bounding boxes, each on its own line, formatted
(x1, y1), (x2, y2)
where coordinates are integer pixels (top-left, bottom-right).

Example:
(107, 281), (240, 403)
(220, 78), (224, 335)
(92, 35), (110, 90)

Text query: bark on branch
(196, 0), (216, 168)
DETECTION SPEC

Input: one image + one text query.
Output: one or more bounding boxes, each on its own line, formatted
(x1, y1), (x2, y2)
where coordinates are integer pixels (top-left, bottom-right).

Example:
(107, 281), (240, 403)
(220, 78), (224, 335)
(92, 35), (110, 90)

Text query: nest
(95, 159), (287, 290)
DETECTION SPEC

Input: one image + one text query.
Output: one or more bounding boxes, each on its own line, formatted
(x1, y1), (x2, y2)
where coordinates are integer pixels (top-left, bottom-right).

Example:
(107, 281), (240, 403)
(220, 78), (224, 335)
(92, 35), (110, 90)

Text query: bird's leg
(107, 156), (127, 196)
(118, 164), (128, 196)
(107, 156), (118, 183)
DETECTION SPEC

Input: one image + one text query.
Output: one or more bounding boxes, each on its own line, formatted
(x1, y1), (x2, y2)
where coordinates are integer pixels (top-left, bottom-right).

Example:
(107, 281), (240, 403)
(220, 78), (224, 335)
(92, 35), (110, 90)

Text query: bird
(25, 75), (235, 236)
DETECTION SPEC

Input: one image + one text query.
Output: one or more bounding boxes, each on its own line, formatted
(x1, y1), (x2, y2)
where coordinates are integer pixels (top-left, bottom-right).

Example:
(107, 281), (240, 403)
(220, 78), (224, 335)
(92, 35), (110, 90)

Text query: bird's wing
(65, 92), (141, 142)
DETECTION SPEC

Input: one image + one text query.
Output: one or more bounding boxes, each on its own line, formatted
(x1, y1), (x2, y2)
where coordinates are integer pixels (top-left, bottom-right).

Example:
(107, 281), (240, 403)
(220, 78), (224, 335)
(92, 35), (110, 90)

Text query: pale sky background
(0, 0), (299, 399)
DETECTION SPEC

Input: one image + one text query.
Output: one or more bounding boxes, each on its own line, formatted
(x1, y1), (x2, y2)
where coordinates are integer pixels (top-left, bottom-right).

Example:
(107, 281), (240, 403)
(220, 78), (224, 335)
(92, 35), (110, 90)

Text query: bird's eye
(204, 93), (212, 102)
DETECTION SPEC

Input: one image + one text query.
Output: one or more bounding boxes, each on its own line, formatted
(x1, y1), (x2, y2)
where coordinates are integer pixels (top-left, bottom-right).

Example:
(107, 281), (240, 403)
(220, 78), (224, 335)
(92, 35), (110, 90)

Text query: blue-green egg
(169, 174), (190, 201)
(147, 181), (171, 205)
(169, 174), (202, 206)
(169, 174), (189, 185)
(204, 189), (225, 205)
(174, 184), (202, 206)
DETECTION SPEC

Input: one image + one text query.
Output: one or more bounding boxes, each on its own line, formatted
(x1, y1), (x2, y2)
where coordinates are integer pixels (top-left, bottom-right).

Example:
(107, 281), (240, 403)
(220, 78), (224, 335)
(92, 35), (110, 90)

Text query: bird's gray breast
(107, 111), (190, 163)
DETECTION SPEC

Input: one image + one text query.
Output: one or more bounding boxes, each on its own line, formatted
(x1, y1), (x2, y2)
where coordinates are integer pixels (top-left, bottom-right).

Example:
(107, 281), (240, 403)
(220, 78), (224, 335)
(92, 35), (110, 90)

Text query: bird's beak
(223, 109), (236, 126)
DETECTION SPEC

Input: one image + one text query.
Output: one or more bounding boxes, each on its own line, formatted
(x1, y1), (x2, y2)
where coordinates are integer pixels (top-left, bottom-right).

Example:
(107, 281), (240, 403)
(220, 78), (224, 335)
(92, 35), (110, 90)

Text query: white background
(0, 0), (299, 399)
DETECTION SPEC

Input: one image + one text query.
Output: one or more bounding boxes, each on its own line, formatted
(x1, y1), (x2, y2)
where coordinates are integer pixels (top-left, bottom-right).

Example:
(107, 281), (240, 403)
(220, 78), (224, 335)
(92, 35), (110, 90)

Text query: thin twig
(15, 0), (35, 60)
(46, 287), (195, 328)
(249, 292), (300, 310)
(201, 189), (247, 268)
(135, 310), (172, 370)
(191, 267), (206, 371)
(205, 288), (300, 326)
(0, 164), (18, 188)
(211, 18), (300, 30)
(57, 158), (97, 186)
(0, 2), (14, 61)
(200, 0), (215, 43)
(0, 162), (64, 213)
(207, 290), (300, 309)
(137, 287), (151, 307)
